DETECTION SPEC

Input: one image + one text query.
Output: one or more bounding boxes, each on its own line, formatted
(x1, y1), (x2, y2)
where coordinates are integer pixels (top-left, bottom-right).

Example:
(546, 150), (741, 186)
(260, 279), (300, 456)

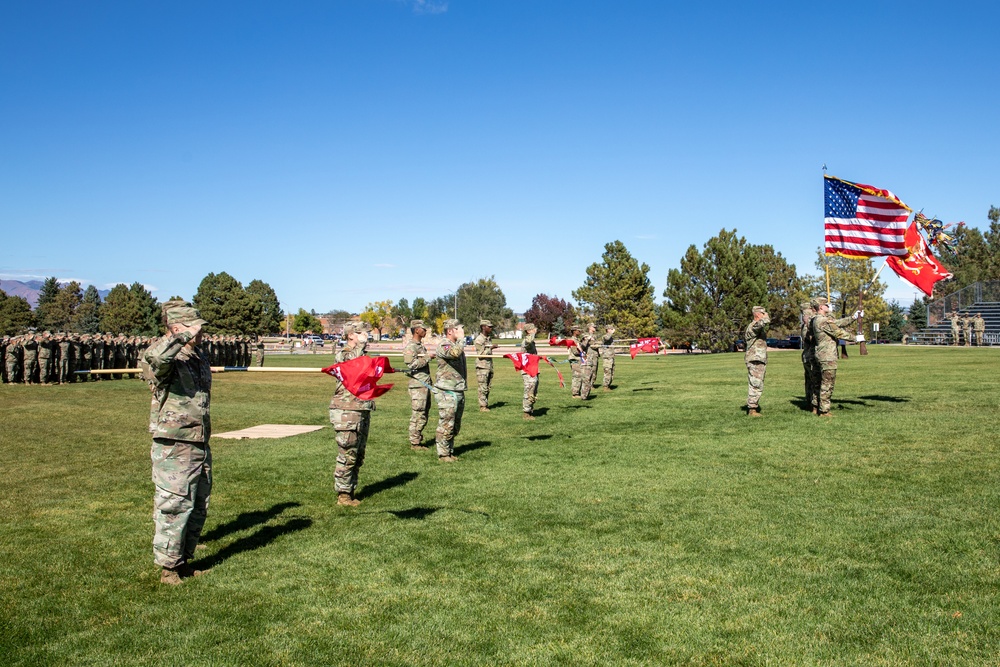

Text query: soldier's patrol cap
(342, 322), (371, 336)
(812, 297), (829, 308)
(752, 306), (766, 314)
(571, 324), (582, 332)
(164, 301), (208, 328)
(800, 301), (815, 312)
(524, 323), (537, 332)
(410, 319), (426, 330)
(443, 318), (461, 331)
(480, 320), (493, 327)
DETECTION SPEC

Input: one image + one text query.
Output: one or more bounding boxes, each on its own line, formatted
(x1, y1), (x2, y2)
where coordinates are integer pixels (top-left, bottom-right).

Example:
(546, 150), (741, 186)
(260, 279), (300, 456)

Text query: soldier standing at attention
(567, 325), (585, 398)
(600, 324), (616, 391)
(473, 320), (495, 411)
(950, 311), (961, 345)
(744, 306), (770, 416)
(520, 323), (539, 420)
(974, 312), (986, 346)
(403, 320), (432, 450)
(800, 302), (819, 413)
(434, 319), (467, 462)
(811, 297), (863, 418)
(963, 314), (974, 347)
(329, 323), (374, 507)
(580, 323), (599, 400)
(141, 301), (212, 585)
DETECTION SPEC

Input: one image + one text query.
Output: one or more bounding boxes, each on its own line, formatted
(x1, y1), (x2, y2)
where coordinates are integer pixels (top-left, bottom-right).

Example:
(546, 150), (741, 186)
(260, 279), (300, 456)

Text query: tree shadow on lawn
(196, 517), (313, 569)
(525, 434), (553, 441)
(564, 404), (593, 409)
(356, 471), (419, 500)
(201, 501), (302, 543)
(632, 388), (654, 392)
(454, 440), (492, 456)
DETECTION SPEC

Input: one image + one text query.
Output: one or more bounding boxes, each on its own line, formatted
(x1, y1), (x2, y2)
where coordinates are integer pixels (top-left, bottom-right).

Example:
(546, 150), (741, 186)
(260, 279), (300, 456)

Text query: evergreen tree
(99, 283), (160, 335)
(245, 279), (283, 335)
(908, 298), (927, 330)
(99, 284), (133, 333)
(48, 281), (83, 331)
(410, 298), (429, 321)
(0, 289), (35, 335)
(456, 277), (514, 330)
(129, 282), (161, 335)
(394, 298), (412, 324)
(34, 276), (62, 330)
(292, 308), (323, 334)
(573, 241), (657, 337)
(74, 285), (103, 334)
(193, 272), (248, 334)
(883, 302), (908, 342)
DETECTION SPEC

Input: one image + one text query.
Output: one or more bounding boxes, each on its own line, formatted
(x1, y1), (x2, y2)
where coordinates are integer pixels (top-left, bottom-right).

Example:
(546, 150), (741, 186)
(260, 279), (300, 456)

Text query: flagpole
(864, 259), (889, 294)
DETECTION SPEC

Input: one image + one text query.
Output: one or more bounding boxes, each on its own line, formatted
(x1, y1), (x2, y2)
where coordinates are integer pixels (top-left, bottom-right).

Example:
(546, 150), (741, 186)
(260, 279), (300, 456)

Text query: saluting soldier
(473, 320), (496, 411)
(567, 325), (585, 398)
(403, 320), (432, 449)
(434, 319), (467, 462)
(38, 332), (55, 384)
(744, 306), (770, 417)
(600, 324), (616, 391)
(255, 336), (266, 367)
(22, 334), (39, 384)
(963, 314), (974, 347)
(5, 335), (23, 383)
(950, 311), (961, 345)
(57, 333), (72, 384)
(811, 297), (864, 417)
(974, 312), (986, 346)
(800, 301), (819, 413)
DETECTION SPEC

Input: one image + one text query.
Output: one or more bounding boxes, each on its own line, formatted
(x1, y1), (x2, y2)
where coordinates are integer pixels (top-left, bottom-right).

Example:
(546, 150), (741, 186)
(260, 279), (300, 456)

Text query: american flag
(824, 175), (911, 258)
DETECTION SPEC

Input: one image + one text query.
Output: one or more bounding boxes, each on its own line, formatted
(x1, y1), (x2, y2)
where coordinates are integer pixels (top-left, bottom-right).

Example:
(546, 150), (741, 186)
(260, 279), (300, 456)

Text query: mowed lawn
(1, 346), (998, 666)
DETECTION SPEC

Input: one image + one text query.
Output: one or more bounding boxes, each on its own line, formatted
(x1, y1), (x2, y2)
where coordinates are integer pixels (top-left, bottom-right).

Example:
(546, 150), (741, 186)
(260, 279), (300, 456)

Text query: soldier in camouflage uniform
(473, 320), (496, 411)
(600, 325), (616, 390)
(579, 323), (598, 400)
(38, 332), (54, 384)
(57, 333), (72, 384)
(329, 323), (374, 506)
(950, 311), (961, 345)
(800, 301), (818, 413)
(811, 297), (863, 417)
(255, 336), (266, 366)
(403, 319), (432, 450)
(520, 323), (539, 420)
(434, 319), (467, 461)
(963, 314), (973, 347)
(141, 301), (212, 585)
(79, 334), (92, 382)
(91, 334), (105, 380)
(974, 312), (986, 346)
(22, 334), (39, 384)
(744, 306), (770, 416)
(567, 325), (585, 398)
(6, 335), (22, 384)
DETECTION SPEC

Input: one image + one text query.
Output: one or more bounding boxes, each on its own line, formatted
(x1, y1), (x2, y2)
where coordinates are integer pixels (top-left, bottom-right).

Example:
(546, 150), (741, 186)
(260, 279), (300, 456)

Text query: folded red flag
(886, 220), (954, 297)
(505, 353), (565, 387)
(630, 337), (661, 359)
(321, 355), (396, 400)
(548, 335), (577, 347)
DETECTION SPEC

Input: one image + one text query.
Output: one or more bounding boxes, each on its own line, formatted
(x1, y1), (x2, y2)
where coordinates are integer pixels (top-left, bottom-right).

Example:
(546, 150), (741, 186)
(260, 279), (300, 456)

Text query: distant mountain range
(0, 280), (111, 309)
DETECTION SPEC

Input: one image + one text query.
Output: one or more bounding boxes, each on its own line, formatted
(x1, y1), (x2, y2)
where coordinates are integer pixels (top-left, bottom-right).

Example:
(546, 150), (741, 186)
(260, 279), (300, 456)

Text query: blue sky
(2, 0), (998, 313)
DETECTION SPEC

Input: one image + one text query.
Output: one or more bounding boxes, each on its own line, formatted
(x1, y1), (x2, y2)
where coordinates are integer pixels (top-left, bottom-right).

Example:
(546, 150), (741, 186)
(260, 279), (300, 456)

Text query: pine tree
(193, 272), (248, 334)
(245, 279), (283, 335)
(572, 241), (657, 337)
(0, 290), (35, 335)
(48, 281), (83, 331)
(99, 283), (160, 335)
(74, 286), (103, 334)
(455, 277), (514, 330)
(34, 276), (62, 330)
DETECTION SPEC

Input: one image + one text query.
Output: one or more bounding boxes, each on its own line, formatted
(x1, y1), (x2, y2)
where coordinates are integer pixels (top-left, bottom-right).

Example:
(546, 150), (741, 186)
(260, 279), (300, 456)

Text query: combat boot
(337, 493), (360, 507)
(178, 563), (209, 578)
(160, 567), (184, 585)
(522, 413), (535, 421)
(818, 412), (833, 418)
(811, 407), (818, 415)
(438, 455), (458, 462)
(748, 408), (762, 417)
(410, 444), (428, 451)
(479, 406), (490, 412)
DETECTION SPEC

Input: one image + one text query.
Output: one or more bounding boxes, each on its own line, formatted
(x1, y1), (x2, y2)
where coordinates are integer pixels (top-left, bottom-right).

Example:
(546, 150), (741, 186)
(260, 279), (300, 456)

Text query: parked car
(306, 335), (324, 347)
(788, 336), (802, 349)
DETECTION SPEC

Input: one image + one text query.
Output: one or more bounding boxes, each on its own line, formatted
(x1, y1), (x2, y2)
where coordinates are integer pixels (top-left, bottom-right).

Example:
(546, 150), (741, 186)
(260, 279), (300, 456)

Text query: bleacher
(908, 281), (1000, 345)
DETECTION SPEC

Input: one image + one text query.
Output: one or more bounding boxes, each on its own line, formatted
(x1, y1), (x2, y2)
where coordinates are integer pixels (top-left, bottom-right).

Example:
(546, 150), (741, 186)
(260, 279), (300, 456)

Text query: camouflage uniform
(403, 320), (432, 446)
(567, 329), (584, 397)
(579, 329), (598, 399)
(963, 316), (973, 347)
(811, 299), (860, 416)
(473, 321), (495, 410)
(520, 325), (539, 417)
(4, 336), (19, 383)
(79, 335), (93, 382)
(21, 335), (38, 384)
(57, 335), (72, 384)
(91, 335), (105, 380)
(950, 312), (961, 345)
(38, 333), (54, 384)
(141, 303), (212, 573)
(329, 325), (374, 498)
(435, 320), (467, 459)
(600, 327), (616, 389)
(800, 302), (818, 411)
(744, 307), (770, 413)
(974, 314), (986, 346)
(255, 337), (265, 366)
(0, 336), (7, 383)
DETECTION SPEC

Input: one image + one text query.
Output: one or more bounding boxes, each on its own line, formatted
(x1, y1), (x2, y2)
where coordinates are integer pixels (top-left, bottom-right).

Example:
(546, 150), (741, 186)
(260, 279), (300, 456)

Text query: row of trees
(0, 273), (283, 337)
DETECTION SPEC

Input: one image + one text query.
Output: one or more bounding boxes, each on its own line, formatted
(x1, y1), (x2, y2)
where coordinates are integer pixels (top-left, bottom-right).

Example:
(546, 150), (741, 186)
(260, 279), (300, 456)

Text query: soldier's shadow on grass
(564, 404), (593, 409)
(489, 401), (508, 409)
(858, 394), (911, 403)
(525, 434), (553, 441)
(790, 397), (813, 412)
(632, 387), (654, 392)
(454, 440), (492, 456)
(373, 506), (491, 520)
(533, 407), (549, 417)
(196, 517), (312, 570)
(201, 501), (301, 543)
(356, 471), (419, 500)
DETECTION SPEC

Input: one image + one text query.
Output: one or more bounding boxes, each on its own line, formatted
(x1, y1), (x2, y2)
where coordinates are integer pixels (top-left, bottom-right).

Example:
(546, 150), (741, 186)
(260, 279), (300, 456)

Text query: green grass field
(1, 347), (998, 666)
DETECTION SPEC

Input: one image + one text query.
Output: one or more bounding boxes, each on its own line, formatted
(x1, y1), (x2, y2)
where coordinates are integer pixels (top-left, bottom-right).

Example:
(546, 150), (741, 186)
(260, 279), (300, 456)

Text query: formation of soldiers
(0, 332), (264, 384)
(1, 332), (155, 384)
(948, 311), (987, 346)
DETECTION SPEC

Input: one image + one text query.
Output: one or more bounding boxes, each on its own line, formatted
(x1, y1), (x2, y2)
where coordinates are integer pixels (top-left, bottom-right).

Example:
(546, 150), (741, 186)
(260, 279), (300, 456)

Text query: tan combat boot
(748, 408), (762, 417)
(523, 413), (535, 421)
(818, 412), (833, 418)
(410, 444), (428, 451)
(160, 567), (183, 585)
(479, 406), (490, 412)
(438, 455), (458, 463)
(337, 493), (360, 507)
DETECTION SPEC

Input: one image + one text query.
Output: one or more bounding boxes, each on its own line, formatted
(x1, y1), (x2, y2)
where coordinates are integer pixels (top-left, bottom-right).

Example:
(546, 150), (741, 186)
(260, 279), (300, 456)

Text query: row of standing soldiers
(201, 334), (265, 368)
(949, 312), (987, 346)
(1, 332), (154, 384)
